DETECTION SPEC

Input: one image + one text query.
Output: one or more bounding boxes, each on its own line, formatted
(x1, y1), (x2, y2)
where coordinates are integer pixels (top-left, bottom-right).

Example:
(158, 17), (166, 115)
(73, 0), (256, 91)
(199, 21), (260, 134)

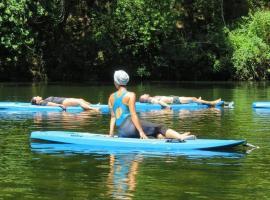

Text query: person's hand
(165, 106), (171, 110)
(139, 132), (148, 139)
(161, 105), (171, 110)
(94, 107), (101, 112)
(59, 105), (66, 111)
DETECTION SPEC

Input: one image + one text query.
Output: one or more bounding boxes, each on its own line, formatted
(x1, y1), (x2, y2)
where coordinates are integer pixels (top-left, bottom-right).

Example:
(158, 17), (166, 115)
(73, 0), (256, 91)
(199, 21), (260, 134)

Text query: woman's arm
(157, 100), (171, 109)
(128, 93), (148, 139)
(151, 98), (171, 109)
(108, 95), (116, 137)
(46, 102), (66, 110)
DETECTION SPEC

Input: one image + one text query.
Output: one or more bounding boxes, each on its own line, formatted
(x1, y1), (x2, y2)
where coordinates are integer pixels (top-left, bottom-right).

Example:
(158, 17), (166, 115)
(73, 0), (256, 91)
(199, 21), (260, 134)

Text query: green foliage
(247, 0), (269, 10)
(0, 0), (48, 80)
(137, 65), (150, 80)
(228, 10), (270, 80)
(0, 0), (269, 81)
(111, 0), (175, 54)
(0, 1), (34, 59)
(86, 0), (177, 79)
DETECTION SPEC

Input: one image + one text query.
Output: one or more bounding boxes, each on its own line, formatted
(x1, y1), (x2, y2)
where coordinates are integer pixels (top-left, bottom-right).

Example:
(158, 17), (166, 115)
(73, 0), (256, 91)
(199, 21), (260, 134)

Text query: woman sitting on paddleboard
(108, 70), (196, 140)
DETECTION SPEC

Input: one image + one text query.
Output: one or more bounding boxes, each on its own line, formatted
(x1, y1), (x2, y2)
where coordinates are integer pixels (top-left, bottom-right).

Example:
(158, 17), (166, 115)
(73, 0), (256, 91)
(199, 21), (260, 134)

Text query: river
(0, 82), (269, 200)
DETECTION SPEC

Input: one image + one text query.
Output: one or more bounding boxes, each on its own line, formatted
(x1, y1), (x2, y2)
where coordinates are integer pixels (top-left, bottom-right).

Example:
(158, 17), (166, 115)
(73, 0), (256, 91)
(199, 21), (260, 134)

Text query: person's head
(114, 70), (129, 88)
(30, 96), (43, 105)
(139, 94), (151, 103)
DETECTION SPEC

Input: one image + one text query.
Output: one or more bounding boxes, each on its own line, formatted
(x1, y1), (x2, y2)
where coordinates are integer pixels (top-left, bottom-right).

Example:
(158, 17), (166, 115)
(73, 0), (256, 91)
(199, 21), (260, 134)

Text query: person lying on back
(139, 94), (221, 109)
(30, 96), (100, 111)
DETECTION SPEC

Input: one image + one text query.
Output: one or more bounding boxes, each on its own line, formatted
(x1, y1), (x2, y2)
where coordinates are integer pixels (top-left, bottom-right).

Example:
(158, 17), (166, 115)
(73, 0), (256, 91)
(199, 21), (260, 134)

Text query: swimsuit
(172, 96), (181, 104)
(40, 97), (66, 106)
(152, 96), (181, 104)
(113, 91), (168, 138)
(113, 91), (131, 127)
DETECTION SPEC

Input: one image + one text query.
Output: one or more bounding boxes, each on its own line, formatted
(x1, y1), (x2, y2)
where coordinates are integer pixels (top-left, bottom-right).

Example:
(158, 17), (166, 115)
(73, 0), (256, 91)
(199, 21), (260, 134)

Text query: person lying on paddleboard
(108, 70), (196, 140)
(139, 94), (222, 109)
(30, 96), (100, 112)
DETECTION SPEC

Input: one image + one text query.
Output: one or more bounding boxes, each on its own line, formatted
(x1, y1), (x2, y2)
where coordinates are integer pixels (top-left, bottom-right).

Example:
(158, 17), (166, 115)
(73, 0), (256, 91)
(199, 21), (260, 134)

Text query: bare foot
(183, 135), (196, 140)
(177, 132), (191, 140)
(181, 132), (191, 136)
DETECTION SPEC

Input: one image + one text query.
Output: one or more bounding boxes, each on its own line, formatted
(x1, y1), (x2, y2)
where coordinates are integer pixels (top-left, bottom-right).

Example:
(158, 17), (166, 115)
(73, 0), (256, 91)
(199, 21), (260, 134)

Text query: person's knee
(75, 99), (85, 105)
(165, 128), (173, 134)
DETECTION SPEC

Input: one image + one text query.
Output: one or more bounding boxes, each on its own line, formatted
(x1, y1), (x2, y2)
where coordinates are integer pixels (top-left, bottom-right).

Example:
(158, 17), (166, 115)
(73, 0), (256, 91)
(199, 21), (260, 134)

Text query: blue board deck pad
(166, 139), (186, 143)
(30, 131), (246, 152)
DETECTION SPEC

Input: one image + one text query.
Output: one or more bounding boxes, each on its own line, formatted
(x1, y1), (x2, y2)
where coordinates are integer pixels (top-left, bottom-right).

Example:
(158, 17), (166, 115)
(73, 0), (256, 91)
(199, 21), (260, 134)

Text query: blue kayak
(31, 131), (246, 151)
(30, 142), (246, 158)
(0, 101), (225, 113)
(252, 102), (270, 108)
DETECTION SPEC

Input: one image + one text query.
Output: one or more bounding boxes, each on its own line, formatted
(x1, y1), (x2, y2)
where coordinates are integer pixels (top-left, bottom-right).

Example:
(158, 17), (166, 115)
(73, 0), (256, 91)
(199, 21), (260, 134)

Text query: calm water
(0, 82), (270, 200)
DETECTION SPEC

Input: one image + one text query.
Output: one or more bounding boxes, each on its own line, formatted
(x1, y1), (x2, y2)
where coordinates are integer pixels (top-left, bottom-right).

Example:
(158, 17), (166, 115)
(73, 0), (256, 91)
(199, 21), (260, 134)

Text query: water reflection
(32, 111), (102, 129)
(30, 142), (247, 159)
(253, 108), (270, 117)
(1, 82), (270, 200)
(0, 110), (104, 131)
(252, 108), (270, 134)
(30, 142), (248, 199)
(107, 154), (140, 200)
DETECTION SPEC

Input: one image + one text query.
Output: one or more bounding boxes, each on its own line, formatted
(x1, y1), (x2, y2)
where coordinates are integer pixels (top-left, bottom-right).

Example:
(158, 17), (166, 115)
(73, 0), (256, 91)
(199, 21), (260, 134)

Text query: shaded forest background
(0, 0), (269, 82)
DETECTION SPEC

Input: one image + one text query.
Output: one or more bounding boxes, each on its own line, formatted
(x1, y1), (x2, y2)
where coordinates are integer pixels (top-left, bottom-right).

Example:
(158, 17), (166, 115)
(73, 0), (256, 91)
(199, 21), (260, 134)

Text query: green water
(0, 82), (270, 200)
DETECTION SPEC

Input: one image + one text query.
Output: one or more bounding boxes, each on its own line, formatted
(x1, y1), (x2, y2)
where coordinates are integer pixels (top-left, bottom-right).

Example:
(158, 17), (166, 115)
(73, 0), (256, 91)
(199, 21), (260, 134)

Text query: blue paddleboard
(31, 131), (246, 151)
(0, 101), (225, 113)
(252, 102), (270, 108)
(0, 102), (108, 113)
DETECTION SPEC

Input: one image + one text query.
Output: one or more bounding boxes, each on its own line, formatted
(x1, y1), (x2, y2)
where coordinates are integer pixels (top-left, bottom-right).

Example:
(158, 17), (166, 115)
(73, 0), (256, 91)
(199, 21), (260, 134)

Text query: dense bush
(228, 11), (270, 80)
(0, 0), (269, 81)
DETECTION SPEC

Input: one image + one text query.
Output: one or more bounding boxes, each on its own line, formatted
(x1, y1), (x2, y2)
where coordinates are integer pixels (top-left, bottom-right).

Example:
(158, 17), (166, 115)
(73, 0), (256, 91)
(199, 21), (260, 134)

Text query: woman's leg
(195, 98), (221, 106)
(77, 100), (92, 110)
(157, 134), (165, 139)
(178, 97), (197, 104)
(78, 99), (100, 111)
(63, 98), (99, 111)
(179, 97), (221, 106)
(79, 98), (91, 105)
(164, 129), (195, 140)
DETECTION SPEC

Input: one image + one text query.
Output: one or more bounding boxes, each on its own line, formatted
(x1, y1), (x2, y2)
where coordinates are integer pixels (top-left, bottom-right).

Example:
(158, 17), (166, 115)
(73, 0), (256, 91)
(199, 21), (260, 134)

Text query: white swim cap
(114, 70), (129, 85)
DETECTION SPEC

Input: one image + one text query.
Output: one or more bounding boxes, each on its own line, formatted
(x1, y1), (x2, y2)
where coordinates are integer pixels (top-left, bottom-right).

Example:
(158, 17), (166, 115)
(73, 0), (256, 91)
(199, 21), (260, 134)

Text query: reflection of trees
(0, 127), (34, 198)
(29, 153), (110, 199)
